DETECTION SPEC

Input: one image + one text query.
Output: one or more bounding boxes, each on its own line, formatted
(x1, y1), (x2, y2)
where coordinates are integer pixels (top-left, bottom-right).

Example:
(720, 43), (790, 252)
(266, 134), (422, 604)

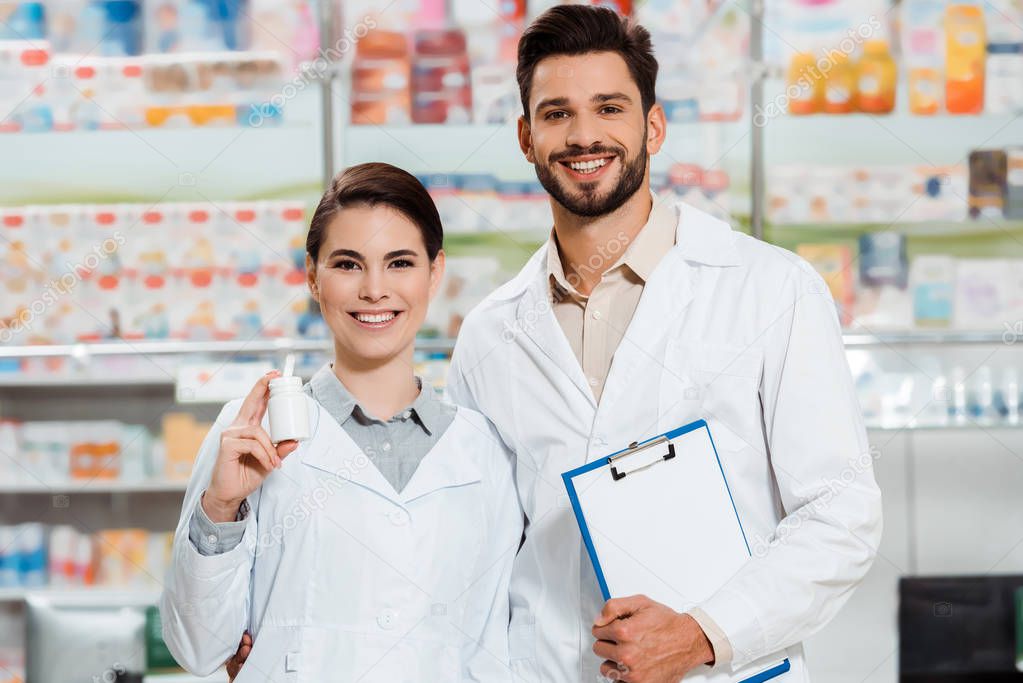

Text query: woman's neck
(330, 345), (420, 421)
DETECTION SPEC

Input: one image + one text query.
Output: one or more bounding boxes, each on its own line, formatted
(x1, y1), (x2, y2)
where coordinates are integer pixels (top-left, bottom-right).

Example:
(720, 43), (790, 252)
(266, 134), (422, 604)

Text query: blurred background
(1, 0), (1023, 681)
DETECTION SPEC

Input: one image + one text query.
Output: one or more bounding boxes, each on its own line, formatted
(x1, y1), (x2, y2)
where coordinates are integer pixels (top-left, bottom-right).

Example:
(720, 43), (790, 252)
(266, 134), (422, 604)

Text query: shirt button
(388, 509), (409, 526)
(207, 534), (217, 545)
(592, 310), (602, 320)
(403, 411), (411, 419)
(589, 377), (599, 387)
(377, 608), (398, 630)
(382, 441), (391, 452)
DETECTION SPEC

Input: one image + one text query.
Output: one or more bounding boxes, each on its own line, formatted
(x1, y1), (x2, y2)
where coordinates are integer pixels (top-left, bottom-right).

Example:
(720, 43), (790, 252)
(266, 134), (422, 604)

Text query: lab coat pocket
(508, 618), (538, 678)
(660, 341), (763, 454)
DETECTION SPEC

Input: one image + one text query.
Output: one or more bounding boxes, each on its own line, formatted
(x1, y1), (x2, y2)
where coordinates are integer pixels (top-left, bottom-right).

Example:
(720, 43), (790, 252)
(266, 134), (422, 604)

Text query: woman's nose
(358, 268), (388, 302)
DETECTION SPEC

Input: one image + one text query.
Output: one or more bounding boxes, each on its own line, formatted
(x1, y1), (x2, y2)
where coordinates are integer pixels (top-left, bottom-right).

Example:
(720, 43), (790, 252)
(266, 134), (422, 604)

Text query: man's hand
(591, 595), (714, 682)
(226, 631), (252, 682)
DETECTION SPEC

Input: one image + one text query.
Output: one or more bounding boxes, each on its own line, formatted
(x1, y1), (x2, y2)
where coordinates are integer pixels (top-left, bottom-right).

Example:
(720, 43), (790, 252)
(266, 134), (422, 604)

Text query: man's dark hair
(516, 4), (658, 121)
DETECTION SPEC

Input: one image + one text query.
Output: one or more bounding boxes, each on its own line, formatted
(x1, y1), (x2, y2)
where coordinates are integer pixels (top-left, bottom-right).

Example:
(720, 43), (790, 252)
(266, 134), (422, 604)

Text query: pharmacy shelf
(0, 337), (456, 359)
(0, 479), (188, 494)
(768, 219), (1023, 236)
(0, 586), (161, 603)
(763, 109), (1023, 167)
(0, 332), (1017, 388)
(842, 330), (1019, 347)
(866, 422), (1023, 432)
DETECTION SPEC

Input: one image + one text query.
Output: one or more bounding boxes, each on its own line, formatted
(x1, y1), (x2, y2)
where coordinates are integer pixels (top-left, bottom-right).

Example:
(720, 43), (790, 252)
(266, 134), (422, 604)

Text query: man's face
(519, 51), (654, 218)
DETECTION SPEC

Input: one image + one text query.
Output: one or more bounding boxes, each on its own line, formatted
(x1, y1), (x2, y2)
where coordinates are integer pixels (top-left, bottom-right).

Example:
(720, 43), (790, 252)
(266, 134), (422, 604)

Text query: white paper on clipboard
(562, 419), (791, 683)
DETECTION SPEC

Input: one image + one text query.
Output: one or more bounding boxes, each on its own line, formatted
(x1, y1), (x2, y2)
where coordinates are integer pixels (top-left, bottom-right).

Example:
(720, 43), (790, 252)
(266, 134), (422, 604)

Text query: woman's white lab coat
(160, 395), (522, 683)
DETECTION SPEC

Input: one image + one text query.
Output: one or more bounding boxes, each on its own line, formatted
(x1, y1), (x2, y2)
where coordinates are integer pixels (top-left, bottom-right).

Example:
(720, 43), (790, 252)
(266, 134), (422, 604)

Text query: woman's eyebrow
(384, 249), (418, 259)
(327, 248), (363, 260)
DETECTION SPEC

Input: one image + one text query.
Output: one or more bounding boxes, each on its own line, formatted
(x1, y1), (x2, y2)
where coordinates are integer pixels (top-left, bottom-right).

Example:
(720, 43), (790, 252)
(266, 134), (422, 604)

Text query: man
(228, 5), (881, 681)
(447, 5), (881, 682)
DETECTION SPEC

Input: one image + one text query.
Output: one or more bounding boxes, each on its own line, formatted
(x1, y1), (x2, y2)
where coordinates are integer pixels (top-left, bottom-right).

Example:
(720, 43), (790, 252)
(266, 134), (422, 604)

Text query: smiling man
(446, 5), (882, 683)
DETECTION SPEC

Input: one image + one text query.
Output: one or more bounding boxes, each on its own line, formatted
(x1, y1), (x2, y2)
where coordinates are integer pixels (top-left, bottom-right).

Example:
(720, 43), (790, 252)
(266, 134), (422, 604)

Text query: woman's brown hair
(307, 162), (443, 263)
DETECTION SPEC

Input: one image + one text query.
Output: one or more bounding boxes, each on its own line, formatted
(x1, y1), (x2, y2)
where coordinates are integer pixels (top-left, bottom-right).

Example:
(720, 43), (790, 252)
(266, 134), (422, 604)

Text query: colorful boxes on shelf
(0, 200), (310, 347)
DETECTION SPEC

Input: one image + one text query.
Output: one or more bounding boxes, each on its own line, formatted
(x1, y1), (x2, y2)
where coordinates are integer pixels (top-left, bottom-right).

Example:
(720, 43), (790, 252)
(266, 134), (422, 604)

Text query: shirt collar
(305, 364), (442, 435)
(546, 194), (679, 298)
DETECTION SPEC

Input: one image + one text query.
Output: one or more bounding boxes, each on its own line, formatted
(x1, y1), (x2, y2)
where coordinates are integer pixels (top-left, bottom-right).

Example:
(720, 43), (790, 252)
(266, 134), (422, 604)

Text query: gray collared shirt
(188, 364), (456, 555)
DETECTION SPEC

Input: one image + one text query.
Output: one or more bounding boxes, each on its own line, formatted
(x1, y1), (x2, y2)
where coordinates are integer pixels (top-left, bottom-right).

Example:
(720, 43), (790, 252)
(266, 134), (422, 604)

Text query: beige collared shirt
(546, 196), (735, 666)
(546, 197), (677, 403)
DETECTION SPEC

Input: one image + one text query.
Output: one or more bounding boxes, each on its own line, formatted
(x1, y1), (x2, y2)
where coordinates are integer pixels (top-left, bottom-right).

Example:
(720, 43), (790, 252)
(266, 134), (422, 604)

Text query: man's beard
(534, 139), (648, 218)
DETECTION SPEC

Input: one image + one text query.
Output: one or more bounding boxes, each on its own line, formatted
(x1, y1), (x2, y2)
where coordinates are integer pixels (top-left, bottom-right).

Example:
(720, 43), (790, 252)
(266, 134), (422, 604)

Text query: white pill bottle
(267, 376), (311, 443)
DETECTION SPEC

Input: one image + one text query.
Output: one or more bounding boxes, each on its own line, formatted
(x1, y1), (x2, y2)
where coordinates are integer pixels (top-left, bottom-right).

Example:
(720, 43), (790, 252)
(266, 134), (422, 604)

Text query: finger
(241, 424), (282, 468)
(242, 631), (253, 647)
(600, 660), (630, 682)
(592, 639), (619, 661)
(236, 371), (280, 426)
(593, 595), (648, 628)
(277, 439), (299, 460)
(223, 436), (275, 474)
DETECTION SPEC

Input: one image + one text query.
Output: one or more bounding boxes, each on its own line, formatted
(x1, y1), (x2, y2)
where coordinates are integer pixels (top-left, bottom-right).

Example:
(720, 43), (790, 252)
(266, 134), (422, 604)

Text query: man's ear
(518, 115), (536, 163)
(306, 254), (319, 302)
(645, 103), (667, 156)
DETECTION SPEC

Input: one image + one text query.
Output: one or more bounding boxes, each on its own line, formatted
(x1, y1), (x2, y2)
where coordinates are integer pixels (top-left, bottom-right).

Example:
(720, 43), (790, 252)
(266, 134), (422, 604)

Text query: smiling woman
(304, 162), (446, 376)
(160, 161), (523, 683)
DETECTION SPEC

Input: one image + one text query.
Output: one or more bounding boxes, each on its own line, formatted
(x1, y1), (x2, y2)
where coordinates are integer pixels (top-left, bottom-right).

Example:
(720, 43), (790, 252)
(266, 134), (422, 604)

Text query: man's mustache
(548, 146), (624, 164)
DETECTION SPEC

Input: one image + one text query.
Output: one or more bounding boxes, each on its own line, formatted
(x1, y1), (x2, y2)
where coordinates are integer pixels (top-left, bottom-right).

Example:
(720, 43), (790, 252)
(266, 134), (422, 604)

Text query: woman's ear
(306, 254), (319, 302)
(428, 250), (446, 300)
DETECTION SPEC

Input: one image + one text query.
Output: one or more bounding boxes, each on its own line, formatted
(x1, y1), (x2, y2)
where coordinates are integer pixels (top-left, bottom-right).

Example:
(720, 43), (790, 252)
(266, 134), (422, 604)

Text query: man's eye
(600, 106), (622, 114)
(546, 111), (569, 120)
(390, 259), (414, 269)
(333, 260), (360, 270)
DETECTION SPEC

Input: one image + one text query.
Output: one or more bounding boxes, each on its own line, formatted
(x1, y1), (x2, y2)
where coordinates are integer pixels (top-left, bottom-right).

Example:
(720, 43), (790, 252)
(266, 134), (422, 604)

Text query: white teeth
(568, 158), (609, 173)
(355, 312), (396, 324)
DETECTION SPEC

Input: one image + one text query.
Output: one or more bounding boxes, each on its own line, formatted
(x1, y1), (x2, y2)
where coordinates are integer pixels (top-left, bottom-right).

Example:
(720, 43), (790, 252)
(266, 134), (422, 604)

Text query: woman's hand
(203, 371), (300, 522)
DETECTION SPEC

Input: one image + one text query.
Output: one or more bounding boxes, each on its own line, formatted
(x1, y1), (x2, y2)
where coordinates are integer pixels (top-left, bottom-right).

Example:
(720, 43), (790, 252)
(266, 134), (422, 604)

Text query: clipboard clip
(608, 436), (676, 481)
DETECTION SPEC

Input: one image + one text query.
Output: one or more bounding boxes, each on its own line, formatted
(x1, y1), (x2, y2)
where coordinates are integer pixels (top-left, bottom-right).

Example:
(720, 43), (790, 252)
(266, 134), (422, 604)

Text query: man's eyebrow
(593, 92), (633, 104)
(534, 92), (633, 114)
(534, 96), (570, 113)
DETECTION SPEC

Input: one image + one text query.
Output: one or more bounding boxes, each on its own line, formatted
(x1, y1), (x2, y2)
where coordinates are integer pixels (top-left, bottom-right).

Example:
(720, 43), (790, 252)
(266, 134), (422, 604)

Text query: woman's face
(307, 203), (444, 366)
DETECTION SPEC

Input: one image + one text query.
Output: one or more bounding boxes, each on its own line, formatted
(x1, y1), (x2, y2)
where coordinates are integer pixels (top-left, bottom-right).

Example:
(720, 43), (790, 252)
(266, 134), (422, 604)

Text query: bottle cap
(269, 375), (304, 394)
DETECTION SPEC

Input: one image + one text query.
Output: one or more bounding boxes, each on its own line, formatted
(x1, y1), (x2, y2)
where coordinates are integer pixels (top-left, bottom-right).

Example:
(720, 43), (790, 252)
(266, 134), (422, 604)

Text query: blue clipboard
(562, 418), (791, 683)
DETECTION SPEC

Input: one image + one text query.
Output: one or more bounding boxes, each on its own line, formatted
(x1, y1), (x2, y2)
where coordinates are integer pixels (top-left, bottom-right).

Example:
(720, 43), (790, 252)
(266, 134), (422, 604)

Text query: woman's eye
(389, 259), (414, 269)
(333, 260), (360, 270)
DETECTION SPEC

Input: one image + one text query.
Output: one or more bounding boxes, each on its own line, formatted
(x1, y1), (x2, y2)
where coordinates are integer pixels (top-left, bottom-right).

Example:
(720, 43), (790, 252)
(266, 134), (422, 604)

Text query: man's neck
(551, 188), (653, 296)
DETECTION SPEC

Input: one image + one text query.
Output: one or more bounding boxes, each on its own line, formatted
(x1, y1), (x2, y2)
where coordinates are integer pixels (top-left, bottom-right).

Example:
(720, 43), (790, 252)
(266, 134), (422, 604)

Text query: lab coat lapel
(599, 248), (696, 410)
(516, 270), (597, 410)
(300, 402), (403, 505)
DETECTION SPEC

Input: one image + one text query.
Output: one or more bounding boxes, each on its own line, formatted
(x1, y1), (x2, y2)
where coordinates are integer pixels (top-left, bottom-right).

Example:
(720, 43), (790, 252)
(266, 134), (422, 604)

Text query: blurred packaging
(162, 412), (212, 480)
(969, 149), (1009, 219)
(797, 244), (854, 326)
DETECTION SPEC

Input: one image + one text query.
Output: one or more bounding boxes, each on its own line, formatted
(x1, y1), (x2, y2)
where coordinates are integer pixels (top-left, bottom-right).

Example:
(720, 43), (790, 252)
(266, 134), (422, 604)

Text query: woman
(161, 163), (522, 682)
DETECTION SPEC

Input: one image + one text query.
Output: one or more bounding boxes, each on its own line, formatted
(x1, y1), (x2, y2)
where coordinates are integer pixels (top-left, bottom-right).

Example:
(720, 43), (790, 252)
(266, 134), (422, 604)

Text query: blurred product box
(162, 412), (212, 480)
(969, 150), (1009, 219)
(797, 244), (855, 326)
